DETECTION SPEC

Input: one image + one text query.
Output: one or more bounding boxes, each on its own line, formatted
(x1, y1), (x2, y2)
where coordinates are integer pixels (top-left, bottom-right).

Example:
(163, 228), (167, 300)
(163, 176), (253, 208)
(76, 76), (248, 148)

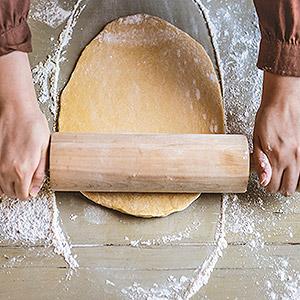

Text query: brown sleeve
(253, 0), (300, 77)
(0, 0), (32, 56)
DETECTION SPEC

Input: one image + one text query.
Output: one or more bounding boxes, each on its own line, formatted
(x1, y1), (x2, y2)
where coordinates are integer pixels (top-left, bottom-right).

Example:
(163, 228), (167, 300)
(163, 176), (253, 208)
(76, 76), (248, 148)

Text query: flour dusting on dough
(98, 16), (177, 46)
(120, 14), (147, 25)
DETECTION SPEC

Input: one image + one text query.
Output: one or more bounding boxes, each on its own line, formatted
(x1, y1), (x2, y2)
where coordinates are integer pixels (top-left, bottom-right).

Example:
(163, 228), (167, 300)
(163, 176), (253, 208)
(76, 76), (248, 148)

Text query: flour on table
(106, 279), (116, 287)
(226, 176), (300, 299)
(128, 220), (201, 248)
(32, 0), (86, 120)
(122, 196), (227, 299)
(30, 0), (71, 28)
(0, 188), (52, 244)
(0, 180), (78, 269)
(84, 206), (110, 225)
(121, 276), (190, 300)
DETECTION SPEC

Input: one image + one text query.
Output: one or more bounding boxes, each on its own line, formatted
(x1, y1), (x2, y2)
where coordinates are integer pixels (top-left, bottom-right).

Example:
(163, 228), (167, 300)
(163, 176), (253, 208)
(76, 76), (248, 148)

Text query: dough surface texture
(59, 14), (225, 218)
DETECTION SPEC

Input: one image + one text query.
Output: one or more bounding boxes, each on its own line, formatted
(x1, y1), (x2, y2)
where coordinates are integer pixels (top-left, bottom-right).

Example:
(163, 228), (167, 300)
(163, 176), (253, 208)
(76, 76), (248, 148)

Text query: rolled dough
(58, 14), (225, 218)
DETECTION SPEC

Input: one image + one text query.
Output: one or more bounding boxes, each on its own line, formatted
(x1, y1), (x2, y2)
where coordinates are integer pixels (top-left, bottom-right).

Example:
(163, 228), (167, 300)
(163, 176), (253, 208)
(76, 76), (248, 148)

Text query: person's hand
(0, 51), (50, 199)
(253, 71), (300, 196)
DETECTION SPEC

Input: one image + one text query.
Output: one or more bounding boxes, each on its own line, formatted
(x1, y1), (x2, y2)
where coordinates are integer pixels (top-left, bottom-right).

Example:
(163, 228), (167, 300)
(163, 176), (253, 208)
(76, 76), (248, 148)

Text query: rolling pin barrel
(50, 133), (250, 193)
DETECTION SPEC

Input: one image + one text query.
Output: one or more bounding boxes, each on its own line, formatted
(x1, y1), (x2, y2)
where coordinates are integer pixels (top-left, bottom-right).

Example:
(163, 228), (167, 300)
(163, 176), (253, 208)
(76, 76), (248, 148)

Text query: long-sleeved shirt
(0, 0), (299, 76)
(254, 0), (300, 76)
(0, 0), (31, 55)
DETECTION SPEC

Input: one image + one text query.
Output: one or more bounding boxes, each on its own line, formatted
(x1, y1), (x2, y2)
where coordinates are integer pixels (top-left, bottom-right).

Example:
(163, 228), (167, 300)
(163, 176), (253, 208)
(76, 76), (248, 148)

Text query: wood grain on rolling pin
(50, 133), (249, 193)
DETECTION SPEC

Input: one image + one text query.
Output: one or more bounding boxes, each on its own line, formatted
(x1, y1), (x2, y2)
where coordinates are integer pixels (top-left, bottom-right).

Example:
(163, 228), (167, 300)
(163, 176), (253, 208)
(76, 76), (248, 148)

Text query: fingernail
(260, 173), (267, 186)
(261, 180), (268, 187)
(30, 186), (40, 197)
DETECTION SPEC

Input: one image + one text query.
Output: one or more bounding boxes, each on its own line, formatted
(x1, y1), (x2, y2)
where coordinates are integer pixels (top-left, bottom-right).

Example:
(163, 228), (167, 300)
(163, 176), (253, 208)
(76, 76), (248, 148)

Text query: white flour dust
(84, 205), (110, 225)
(121, 276), (191, 300)
(30, 0), (71, 28)
(200, 0), (262, 144)
(97, 14), (178, 47)
(128, 221), (201, 247)
(121, 14), (146, 25)
(32, 0), (86, 268)
(226, 177), (300, 299)
(0, 183), (53, 244)
(32, 0), (86, 120)
(0, 180), (78, 269)
(183, 196), (227, 299)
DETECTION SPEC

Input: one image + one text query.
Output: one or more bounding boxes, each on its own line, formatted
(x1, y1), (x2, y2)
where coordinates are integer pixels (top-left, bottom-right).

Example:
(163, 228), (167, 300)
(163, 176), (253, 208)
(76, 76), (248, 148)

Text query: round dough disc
(58, 14), (225, 218)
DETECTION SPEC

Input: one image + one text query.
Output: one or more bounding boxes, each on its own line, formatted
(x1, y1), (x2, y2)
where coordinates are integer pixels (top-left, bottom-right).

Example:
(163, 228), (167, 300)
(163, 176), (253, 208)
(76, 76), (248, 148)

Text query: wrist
(264, 71), (300, 88)
(260, 71), (300, 107)
(0, 100), (41, 117)
(0, 51), (39, 112)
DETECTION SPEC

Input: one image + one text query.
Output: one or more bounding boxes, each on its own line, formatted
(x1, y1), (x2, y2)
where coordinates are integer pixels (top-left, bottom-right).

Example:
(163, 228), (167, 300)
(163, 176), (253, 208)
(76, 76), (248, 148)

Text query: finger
(253, 137), (272, 187)
(14, 170), (33, 200)
(1, 180), (17, 198)
(280, 166), (299, 196)
(266, 163), (284, 193)
(0, 186), (4, 197)
(30, 148), (47, 197)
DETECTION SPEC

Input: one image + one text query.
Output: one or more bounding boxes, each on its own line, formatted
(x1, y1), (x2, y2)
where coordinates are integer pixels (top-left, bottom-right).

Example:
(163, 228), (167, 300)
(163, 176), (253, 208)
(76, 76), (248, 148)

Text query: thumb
(253, 137), (272, 187)
(30, 147), (48, 197)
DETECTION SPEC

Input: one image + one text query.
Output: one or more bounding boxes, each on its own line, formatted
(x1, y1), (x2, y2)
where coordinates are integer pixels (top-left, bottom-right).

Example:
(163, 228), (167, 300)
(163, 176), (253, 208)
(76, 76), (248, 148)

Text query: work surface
(1, 0), (300, 299)
(1, 191), (300, 299)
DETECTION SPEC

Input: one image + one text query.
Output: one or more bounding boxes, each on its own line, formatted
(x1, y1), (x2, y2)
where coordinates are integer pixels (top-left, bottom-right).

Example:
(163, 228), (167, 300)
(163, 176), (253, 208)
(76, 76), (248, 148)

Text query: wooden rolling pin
(50, 133), (249, 193)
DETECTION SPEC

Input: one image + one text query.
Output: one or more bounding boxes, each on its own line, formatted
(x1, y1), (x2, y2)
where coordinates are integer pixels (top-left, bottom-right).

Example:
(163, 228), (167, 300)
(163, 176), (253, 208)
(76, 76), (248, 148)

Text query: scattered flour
(121, 276), (191, 300)
(128, 221), (201, 247)
(30, 0), (71, 28)
(1, 255), (26, 268)
(69, 214), (78, 221)
(198, 0), (263, 145)
(0, 188), (53, 244)
(226, 176), (300, 299)
(0, 180), (78, 269)
(106, 279), (116, 287)
(98, 26), (177, 47)
(32, 0), (86, 120)
(122, 196), (227, 299)
(84, 206), (109, 225)
(183, 195), (227, 299)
